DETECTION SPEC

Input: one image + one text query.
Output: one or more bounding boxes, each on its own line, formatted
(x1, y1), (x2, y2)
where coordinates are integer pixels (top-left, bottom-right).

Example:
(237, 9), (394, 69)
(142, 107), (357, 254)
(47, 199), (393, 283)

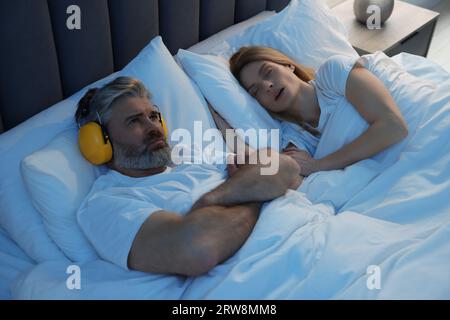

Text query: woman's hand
(282, 146), (321, 176)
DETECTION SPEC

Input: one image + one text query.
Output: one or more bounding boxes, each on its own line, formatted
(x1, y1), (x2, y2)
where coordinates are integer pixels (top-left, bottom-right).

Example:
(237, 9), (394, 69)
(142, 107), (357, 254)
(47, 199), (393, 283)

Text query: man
(76, 76), (301, 277)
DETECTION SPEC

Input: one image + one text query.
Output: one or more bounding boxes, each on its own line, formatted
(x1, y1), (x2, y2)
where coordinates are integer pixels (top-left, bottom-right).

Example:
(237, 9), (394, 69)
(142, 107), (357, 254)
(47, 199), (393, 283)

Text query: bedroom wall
(0, 0), (290, 133)
(402, 0), (441, 9)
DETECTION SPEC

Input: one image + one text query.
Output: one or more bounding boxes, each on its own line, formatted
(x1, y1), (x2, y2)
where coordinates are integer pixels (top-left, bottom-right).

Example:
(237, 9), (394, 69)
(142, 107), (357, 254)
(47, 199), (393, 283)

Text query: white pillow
(1, 36), (216, 262)
(187, 11), (276, 55)
(21, 128), (98, 262)
(0, 72), (118, 263)
(120, 36), (216, 137)
(178, 50), (281, 149)
(224, 0), (359, 68)
(178, 0), (358, 150)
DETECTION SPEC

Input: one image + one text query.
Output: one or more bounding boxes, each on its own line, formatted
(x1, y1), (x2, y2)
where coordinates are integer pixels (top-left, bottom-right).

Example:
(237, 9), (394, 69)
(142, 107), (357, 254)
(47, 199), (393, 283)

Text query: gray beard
(112, 141), (173, 170)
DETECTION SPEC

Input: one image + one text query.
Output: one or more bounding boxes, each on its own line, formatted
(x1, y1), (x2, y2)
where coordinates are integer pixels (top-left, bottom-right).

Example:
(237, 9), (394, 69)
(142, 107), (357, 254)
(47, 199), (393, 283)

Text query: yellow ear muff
(78, 116), (168, 166)
(78, 122), (113, 165)
(160, 116), (169, 139)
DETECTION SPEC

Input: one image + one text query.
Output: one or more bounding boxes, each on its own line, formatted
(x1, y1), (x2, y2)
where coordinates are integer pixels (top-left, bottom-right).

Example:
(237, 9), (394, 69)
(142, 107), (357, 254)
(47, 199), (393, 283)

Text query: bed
(1, 0), (450, 300)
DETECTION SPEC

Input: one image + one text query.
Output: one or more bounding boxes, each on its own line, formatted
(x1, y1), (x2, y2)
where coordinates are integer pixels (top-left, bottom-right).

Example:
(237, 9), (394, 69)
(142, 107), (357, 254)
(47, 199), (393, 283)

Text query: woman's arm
(286, 64), (408, 175)
(317, 64), (408, 171)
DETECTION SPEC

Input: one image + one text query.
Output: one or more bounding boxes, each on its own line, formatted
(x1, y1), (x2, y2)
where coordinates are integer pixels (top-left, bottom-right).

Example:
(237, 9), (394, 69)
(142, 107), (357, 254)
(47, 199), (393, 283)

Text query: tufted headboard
(0, 0), (290, 133)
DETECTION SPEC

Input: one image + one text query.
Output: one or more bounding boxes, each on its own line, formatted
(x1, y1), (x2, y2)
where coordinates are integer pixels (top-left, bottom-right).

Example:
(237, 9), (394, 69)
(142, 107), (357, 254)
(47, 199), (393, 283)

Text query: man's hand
(192, 149), (300, 210)
(283, 146), (320, 176)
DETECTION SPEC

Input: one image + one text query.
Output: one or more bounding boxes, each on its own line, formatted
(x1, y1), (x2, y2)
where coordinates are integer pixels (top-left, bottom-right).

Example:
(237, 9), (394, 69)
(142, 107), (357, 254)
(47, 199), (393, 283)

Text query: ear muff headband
(78, 115), (169, 165)
(160, 116), (169, 139)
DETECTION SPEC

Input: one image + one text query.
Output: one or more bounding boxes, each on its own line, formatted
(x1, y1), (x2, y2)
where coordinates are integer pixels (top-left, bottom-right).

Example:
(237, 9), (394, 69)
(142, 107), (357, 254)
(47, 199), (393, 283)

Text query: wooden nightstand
(332, 0), (440, 57)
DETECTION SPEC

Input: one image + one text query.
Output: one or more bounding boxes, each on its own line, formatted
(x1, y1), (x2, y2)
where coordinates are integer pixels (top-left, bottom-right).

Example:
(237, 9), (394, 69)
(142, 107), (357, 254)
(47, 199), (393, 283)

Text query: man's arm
(207, 101), (302, 194)
(127, 153), (300, 276)
(193, 149), (301, 209)
(128, 202), (261, 277)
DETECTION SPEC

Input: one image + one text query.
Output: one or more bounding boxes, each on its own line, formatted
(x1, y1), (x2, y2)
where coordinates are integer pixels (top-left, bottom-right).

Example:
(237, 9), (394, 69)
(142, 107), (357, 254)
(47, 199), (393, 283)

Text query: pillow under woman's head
(178, 0), (358, 150)
(225, 0), (359, 67)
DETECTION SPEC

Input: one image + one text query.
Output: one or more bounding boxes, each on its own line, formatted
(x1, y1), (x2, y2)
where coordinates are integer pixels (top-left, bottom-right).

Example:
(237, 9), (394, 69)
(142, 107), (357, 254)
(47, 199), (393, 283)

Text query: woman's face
(239, 60), (301, 113)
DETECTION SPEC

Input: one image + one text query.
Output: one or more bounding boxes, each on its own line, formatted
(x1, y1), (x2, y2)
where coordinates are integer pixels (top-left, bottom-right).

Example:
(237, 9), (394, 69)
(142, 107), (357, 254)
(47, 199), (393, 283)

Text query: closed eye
(248, 85), (258, 97)
(260, 63), (272, 78)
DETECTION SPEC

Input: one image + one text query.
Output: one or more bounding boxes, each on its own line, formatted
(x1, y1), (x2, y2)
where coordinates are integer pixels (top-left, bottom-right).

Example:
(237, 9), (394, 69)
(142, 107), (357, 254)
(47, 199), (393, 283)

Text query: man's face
(106, 96), (172, 170)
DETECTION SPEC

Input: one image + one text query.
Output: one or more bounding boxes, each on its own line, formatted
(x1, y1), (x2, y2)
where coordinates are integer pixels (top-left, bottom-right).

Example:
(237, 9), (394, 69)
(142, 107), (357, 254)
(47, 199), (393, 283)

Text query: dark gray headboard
(0, 0), (290, 133)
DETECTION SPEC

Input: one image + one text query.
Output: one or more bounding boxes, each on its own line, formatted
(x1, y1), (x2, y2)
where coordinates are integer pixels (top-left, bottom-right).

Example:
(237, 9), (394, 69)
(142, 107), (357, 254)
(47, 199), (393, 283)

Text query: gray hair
(75, 76), (152, 126)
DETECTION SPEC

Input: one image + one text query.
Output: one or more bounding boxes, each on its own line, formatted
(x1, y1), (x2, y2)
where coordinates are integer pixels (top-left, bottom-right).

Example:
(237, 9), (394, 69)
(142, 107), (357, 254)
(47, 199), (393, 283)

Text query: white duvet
(11, 52), (450, 299)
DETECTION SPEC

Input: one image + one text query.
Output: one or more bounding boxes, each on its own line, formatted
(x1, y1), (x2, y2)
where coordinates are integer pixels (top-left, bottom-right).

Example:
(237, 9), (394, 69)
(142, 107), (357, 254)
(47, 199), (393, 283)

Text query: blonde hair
(230, 46), (320, 137)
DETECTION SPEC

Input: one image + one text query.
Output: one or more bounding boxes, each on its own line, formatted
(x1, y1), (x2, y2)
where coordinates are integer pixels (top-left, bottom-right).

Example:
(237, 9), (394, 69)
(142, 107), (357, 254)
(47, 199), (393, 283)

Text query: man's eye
(128, 118), (138, 125)
(149, 114), (159, 121)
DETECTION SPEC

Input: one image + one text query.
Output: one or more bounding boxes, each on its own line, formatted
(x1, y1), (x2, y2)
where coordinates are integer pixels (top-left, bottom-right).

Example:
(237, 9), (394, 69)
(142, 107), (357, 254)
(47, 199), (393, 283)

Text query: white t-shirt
(77, 147), (228, 270)
(282, 54), (365, 159)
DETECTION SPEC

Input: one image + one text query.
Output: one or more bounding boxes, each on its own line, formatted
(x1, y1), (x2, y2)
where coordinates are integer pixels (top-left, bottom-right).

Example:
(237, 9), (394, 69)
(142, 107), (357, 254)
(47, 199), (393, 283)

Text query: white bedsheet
(10, 53), (450, 299)
(0, 226), (34, 300)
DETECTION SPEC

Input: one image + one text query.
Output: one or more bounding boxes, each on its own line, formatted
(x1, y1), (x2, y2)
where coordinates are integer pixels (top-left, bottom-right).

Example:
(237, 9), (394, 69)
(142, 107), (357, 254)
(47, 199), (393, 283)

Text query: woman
(229, 46), (409, 176)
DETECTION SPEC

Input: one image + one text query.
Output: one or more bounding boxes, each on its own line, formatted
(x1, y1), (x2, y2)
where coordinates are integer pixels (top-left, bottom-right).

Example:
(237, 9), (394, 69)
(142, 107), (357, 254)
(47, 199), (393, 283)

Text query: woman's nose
(262, 81), (274, 94)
